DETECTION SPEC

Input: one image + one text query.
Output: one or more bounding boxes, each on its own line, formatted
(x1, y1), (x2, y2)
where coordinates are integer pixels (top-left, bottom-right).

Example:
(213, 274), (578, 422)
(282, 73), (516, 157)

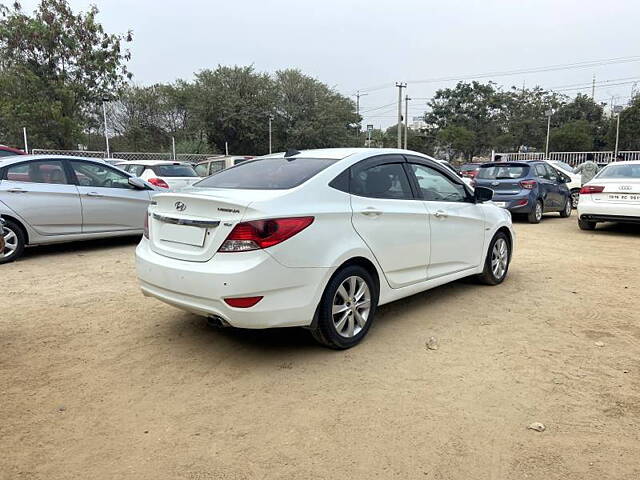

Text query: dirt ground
(1, 215), (640, 480)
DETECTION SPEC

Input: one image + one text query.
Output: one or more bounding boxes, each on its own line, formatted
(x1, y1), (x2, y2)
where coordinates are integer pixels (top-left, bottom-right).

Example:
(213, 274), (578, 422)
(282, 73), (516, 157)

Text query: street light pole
(102, 99), (110, 158)
(395, 82), (406, 148)
(268, 115), (273, 154)
(545, 110), (553, 158)
(404, 95), (411, 150)
(614, 106), (623, 158)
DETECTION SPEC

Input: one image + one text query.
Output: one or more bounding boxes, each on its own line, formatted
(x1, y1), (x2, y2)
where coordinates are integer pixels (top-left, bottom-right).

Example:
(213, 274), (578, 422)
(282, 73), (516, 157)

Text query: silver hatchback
(0, 155), (157, 263)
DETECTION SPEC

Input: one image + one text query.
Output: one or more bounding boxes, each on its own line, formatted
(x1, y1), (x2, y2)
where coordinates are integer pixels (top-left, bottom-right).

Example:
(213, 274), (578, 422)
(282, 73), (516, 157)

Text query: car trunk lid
(590, 178), (640, 203)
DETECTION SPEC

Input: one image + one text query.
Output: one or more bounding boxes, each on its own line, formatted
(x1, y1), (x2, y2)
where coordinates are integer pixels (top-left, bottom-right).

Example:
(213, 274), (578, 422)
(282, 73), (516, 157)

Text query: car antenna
(284, 148), (301, 160)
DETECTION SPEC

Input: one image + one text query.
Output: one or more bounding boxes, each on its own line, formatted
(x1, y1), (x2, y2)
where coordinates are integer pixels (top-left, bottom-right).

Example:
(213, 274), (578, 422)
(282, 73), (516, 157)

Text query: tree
(550, 120), (593, 152)
(272, 69), (359, 151)
(436, 125), (476, 160)
(554, 94), (607, 150)
(425, 81), (506, 159)
(0, 0), (132, 148)
(607, 95), (640, 151)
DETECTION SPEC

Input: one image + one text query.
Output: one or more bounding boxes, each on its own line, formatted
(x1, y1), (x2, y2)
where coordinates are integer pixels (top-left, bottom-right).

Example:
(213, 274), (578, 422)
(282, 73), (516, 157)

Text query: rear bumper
(491, 192), (535, 213)
(579, 214), (640, 224)
(135, 238), (331, 328)
(578, 199), (640, 224)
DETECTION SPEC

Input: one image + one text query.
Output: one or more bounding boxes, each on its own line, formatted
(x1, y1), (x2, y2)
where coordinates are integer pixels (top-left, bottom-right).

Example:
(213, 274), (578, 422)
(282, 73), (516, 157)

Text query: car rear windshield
(597, 163), (640, 179)
(460, 164), (479, 171)
(150, 164), (198, 177)
(477, 164), (530, 179)
(194, 157), (337, 189)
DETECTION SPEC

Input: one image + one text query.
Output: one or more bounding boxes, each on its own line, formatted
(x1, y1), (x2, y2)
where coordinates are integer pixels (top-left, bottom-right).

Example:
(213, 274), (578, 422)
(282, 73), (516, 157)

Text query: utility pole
(404, 95), (411, 150)
(395, 82), (406, 148)
(354, 90), (368, 145)
(102, 99), (110, 158)
(591, 74), (596, 100)
(545, 110), (553, 158)
(268, 115), (273, 154)
(172, 137), (176, 160)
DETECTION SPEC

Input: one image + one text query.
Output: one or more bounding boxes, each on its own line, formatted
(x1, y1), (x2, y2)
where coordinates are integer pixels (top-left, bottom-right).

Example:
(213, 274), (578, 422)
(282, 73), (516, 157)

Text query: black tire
(527, 200), (543, 224)
(0, 219), (26, 264)
(578, 218), (596, 231)
(310, 265), (379, 349)
(559, 196), (572, 218)
(476, 232), (511, 285)
(570, 189), (580, 209)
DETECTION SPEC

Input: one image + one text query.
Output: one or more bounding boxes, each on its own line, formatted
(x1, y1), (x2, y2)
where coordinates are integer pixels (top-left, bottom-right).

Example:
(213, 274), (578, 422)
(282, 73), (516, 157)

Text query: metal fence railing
(496, 151), (640, 166)
(30, 149), (217, 164)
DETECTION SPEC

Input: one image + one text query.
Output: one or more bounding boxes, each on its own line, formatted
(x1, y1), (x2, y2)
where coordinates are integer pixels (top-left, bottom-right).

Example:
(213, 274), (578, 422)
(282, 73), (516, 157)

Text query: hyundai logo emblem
(175, 201), (186, 211)
(491, 181), (500, 187)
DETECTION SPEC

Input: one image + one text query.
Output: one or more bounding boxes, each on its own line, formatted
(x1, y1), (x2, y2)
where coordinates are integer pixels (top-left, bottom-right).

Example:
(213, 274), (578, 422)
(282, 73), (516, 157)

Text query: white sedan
(545, 160), (582, 207)
(577, 161), (640, 230)
(136, 148), (514, 348)
(117, 160), (201, 190)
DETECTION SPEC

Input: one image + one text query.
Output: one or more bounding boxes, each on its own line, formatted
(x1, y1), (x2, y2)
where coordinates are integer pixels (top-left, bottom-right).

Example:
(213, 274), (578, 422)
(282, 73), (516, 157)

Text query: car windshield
(597, 164), (640, 179)
(150, 164), (198, 177)
(195, 157), (337, 189)
(477, 164), (529, 179)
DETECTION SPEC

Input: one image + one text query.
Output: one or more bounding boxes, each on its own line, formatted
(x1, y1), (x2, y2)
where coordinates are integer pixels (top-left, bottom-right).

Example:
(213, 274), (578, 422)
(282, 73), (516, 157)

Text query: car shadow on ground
(17, 235), (141, 261)
(591, 222), (640, 236)
(162, 277), (479, 356)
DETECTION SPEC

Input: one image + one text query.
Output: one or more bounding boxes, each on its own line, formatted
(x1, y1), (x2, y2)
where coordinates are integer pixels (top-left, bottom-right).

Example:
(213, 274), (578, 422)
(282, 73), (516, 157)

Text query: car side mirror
(128, 176), (147, 190)
(474, 186), (493, 203)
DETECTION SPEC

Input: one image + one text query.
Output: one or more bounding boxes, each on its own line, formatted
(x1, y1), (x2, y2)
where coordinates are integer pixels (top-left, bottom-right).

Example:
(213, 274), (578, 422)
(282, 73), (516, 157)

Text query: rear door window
(4, 160), (68, 184)
(477, 165), (529, 179)
(196, 157), (337, 189)
(351, 162), (413, 200)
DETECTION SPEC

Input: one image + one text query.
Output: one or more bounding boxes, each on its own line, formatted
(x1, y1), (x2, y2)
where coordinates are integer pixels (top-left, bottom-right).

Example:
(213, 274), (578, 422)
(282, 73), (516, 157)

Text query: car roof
(604, 160), (640, 166)
(479, 161), (532, 167)
(0, 154), (108, 166)
(0, 145), (26, 154)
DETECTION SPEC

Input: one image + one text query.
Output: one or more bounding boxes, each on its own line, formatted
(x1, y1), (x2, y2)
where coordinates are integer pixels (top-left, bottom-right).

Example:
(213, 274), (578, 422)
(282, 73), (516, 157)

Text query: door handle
(360, 208), (383, 216)
(7, 188), (28, 193)
(434, 210), (448, 218)
(86, 192), (103, 197)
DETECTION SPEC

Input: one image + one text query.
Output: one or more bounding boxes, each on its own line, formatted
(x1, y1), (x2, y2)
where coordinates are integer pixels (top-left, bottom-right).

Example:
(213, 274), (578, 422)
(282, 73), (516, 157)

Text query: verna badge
(175, 201), (186, 212)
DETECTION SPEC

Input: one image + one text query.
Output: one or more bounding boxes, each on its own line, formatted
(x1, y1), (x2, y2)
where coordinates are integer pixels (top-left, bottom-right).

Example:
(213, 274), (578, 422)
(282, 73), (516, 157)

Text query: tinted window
(0, 150), (19, 158)
(551, 161), (573, 172)
(150, 164), (198, 177)
(460, 164), (479, 172)
(410, 164), (467, 202)
(195, 157), (336, 190)
(352, 163), (413, 200)
(70, 161), (133, 189)
(5, 160), (67, 184)
(597, 164), (640, 179)
(535, 164), (549, 179)
(194, 164), (208, 176)
(477, 164), (529, 179)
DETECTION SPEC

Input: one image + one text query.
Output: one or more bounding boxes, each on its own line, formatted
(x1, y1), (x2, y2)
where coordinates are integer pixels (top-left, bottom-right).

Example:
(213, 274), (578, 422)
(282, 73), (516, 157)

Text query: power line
(358, 55), (640, 93)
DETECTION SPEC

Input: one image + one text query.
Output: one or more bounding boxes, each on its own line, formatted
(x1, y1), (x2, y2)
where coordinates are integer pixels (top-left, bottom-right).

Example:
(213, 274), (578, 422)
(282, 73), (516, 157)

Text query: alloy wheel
(535, 202), (543, 221)
(332, 275), (371, 338)
(2, 226), (17, 259)
(571, 191), (580, 208)
(491, 238), (509, 280)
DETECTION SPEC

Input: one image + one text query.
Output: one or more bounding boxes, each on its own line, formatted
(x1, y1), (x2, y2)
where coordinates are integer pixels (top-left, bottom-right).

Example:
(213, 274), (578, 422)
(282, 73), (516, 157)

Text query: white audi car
(136, 148), (514, 348)
(577, 160), (640, 230)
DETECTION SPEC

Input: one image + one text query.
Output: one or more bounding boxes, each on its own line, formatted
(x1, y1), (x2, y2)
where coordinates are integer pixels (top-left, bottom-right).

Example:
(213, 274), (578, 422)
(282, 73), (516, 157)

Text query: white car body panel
(577, 161), (640, 223)
(136, 148), (514, 329)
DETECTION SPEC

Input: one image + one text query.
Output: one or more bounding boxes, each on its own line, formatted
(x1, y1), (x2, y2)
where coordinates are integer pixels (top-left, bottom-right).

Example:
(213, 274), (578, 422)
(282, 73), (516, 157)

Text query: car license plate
(493, 202), (508, 208)
(159, 223), (206, 246)
(608, 194), (640, 202)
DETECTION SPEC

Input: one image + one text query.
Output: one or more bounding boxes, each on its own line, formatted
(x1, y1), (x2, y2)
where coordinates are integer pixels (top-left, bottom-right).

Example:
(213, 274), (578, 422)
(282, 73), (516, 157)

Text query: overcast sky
(18, 0), (640, 127)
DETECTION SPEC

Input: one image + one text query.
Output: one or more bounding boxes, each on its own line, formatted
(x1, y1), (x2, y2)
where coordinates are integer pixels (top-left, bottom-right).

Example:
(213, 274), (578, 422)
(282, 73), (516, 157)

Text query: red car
(0, 145), (26, 158)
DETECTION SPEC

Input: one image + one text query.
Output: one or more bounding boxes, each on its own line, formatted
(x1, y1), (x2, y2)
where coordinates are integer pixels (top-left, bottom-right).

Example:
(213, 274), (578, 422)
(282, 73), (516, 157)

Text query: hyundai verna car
(136, 148), (514, 349)
(0, 155), (157, 263)
(577, 161), (640, 230)
(473, 161), (572, 223)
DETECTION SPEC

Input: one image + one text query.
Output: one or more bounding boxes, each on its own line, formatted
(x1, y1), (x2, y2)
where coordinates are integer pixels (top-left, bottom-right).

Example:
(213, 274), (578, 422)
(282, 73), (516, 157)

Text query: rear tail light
(580, 185), (605, 194)
(219, 216), (314, 252)
(148, 177), (170, 189)
(143, 212), (149, 238)
(519, 180), (537, 190)
(224, 296), (263, 308)
(516, 199), (528, 206)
